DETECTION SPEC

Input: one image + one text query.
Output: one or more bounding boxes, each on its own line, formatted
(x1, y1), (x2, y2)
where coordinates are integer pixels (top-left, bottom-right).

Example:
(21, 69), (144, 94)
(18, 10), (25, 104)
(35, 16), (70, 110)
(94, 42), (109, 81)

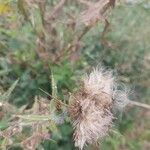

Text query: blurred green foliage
(0, 0), (150, 149)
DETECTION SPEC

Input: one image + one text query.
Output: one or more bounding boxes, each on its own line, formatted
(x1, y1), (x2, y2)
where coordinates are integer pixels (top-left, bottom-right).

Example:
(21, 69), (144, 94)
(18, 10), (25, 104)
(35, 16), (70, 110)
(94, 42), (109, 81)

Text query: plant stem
(129, 100), (150, 109)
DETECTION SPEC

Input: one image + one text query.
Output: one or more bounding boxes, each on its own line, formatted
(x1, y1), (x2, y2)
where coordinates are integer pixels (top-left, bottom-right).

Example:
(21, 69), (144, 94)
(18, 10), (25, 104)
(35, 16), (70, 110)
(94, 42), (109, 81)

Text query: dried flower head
(69, 67), (129, 149)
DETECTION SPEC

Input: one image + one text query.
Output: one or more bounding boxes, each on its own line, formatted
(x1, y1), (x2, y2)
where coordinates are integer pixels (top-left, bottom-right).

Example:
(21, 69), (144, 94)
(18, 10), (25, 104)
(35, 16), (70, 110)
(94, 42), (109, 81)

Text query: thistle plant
(0, 66), (150, 149)
(0, 0), (150, 150)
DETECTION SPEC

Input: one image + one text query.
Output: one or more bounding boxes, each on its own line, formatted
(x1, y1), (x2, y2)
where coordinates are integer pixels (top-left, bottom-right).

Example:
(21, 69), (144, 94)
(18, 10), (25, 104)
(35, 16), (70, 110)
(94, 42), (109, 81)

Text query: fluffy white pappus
(83, 67), (115, 96)
(113, 89), (130, 110)
(83, 67), (130, 110)
(69, 66), (130, 150)
(50, 110), (67, 124)
(72, 98), (113, 150)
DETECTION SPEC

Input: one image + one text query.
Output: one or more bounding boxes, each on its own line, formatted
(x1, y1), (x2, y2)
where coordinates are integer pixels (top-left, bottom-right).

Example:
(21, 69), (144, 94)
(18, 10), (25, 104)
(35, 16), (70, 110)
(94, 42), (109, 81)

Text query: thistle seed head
(69, 67), (129, 149)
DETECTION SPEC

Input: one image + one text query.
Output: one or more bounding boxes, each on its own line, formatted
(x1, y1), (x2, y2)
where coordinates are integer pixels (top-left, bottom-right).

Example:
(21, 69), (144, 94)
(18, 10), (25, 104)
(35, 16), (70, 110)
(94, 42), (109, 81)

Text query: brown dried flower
(69, 67), (129, 149)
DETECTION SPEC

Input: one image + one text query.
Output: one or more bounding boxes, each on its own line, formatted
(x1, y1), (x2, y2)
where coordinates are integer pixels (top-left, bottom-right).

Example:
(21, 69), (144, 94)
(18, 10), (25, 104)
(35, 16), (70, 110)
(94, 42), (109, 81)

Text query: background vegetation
(0, 0), (150, 149)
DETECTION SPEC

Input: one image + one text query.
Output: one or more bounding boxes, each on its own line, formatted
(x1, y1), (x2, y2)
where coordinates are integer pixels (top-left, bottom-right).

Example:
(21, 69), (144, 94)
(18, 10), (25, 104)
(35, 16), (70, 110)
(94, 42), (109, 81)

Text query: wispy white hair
(69, 66), (130, 149)
(83, 67), (115, 96)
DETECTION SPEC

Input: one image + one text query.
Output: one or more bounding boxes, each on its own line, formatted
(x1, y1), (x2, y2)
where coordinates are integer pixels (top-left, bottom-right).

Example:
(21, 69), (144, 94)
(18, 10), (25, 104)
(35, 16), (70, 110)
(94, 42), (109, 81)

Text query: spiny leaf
(1, 79), (19, 101)
(16, 115), (51, 121)
(0, 69), (11, 76)
(49, 71), (58, 112)
(51, 72), (57, 98)
(1, 137), (12, 150)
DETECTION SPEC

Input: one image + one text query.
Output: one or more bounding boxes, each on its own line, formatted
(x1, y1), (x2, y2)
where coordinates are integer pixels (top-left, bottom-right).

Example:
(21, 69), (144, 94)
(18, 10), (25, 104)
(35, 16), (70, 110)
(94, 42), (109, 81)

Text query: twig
(129, 100), (150, 110)
(48, 0), (66, 20)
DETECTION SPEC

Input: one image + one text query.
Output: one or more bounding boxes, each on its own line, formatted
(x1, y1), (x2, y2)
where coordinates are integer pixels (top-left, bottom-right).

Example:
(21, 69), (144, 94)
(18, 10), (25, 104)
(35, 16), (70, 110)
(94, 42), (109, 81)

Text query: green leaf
(0, 121), (9, 130)
(0, 69), (11, 76)
(51, 72), (57, 99)
(1, 137), (10, 150)
(1, 79), (19, 102)
(17, 114), (51, 121)
(49, 72), (58, 112)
